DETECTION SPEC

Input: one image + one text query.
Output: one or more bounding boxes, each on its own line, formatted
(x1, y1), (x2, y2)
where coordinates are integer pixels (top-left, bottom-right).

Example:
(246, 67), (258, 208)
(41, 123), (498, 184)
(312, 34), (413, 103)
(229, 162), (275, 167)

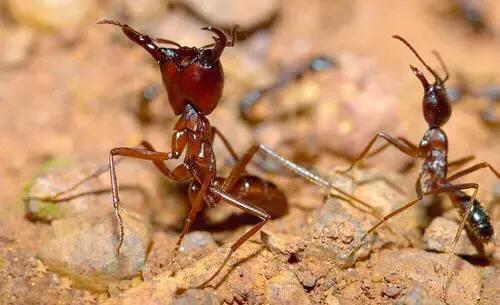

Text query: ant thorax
(418, 128), (449, 192)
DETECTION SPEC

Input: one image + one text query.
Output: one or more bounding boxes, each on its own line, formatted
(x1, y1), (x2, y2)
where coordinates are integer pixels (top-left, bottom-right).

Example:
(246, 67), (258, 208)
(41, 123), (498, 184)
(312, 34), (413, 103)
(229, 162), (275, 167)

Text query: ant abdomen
(448, 190), (493, 242)
(229, 175), (288, 218)
(188, 175), (289, 219)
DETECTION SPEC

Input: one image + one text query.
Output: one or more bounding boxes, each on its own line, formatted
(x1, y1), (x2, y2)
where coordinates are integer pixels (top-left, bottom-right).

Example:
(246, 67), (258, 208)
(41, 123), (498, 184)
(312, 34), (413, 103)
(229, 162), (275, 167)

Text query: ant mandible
(339, 35), (499, 296)
(44, 20), (374, 286)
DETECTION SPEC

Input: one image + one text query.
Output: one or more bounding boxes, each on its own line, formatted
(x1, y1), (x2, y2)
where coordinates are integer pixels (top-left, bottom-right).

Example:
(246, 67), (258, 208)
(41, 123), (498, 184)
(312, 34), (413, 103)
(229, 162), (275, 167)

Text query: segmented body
(418, 127), (493, 242)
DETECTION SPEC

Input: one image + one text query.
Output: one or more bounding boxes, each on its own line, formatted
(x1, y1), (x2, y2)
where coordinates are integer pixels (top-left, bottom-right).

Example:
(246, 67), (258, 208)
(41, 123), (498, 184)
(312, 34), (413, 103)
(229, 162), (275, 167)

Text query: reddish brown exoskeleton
(43, 20), (373, 286)
(340, 35), (499, 299)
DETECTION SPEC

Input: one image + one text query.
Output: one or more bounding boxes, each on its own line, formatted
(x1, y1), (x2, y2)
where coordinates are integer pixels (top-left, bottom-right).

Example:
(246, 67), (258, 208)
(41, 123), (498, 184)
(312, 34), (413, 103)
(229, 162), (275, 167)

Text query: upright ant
(43, 20), (374, 286)
(338, 35), (499, 297)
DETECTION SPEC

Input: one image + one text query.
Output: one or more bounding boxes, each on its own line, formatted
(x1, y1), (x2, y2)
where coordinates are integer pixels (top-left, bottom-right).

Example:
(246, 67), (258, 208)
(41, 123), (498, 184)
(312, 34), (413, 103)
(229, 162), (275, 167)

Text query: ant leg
(169, 176), (212, 267)
(226, 145), (384, 218)
(362, 183), (476, 239)
(338, 133), (421, 174)
(27, 142), (158, 203)
(447, 155), (475, 170)
(347, 183), (476, 265)
(32, 141), (179, 203)
(108, 146), (190, 254)
(198, 187), (270, 287)
(447, 162), (500, 182)
(443, 183), (480, 302)
(366, 136), (418, 158)
(211, 127), (239, 162)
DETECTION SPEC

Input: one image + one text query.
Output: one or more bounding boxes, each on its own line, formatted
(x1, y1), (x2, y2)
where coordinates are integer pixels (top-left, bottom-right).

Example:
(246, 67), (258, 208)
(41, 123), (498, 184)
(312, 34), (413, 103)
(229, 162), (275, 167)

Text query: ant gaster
(46, 20), (373, 286)
(339, 35), (499, 298)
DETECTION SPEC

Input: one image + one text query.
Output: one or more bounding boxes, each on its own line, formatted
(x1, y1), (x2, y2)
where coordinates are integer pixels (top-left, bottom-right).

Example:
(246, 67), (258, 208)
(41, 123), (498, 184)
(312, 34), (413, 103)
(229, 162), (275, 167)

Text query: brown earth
(0, 1), (499, 305)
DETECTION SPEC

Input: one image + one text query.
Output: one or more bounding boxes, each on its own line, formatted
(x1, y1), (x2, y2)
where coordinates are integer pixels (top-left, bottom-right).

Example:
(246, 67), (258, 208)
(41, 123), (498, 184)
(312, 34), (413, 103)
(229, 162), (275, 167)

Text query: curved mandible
(98, 19), (163, 63)
(201, 26), (238, 63)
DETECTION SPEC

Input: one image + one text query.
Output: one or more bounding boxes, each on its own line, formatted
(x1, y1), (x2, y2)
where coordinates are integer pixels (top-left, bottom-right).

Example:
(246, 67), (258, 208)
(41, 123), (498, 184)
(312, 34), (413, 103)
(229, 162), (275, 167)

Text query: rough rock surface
(340, 249), (482, 305)
(38, 211), (152, 291)
(25, 165), (103, 222)
(480, 269), (500, 305)
(423, 217), (479, 256)
(303, 198), (373, 267)
(0, 239), (97, 305)
(265, 270), (312, 305)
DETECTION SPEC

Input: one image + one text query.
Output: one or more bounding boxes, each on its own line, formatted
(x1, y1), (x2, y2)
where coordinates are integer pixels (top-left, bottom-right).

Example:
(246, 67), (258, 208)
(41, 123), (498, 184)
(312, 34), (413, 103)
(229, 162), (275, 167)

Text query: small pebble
(179, 231), (217, 253)
(298, 270), (317, 288)
(383, 285), (401, 298)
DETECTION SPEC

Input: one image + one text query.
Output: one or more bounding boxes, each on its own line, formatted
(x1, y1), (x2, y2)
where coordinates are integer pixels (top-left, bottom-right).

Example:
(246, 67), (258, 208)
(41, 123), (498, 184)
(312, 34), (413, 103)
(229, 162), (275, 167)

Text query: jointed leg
(447, 155), (475, 170)
(443, 183), (480, 301)
(29, 141), (169, 203)
(447, 162), (500, 182)
(366, 136), (418, 158)
(338, 132), (422, 174)
(212, 127), (239, 162)
(108, 146), (189, 254)
(219, 145), (378, 215)
(169, 176), (212, 266)
(347, 183), (479, 265)
(198, 187), (270, 287)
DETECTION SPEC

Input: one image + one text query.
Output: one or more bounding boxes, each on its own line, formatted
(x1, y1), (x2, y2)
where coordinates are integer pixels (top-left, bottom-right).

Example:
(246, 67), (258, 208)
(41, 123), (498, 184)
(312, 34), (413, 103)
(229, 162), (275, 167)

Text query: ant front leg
(198, 187), (270, 287)
(25, 142), (156, 203)
(108, 144), (190, 254)
(169, 175), (213, 267)
(338, 132), (422, 174)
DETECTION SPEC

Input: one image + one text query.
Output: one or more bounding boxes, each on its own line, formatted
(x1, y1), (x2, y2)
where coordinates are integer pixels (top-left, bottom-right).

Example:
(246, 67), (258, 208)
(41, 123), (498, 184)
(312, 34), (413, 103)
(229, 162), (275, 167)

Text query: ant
(338, 35), (499, 298)
(239, 56), (336, 125)
(40, 20), (374, 286)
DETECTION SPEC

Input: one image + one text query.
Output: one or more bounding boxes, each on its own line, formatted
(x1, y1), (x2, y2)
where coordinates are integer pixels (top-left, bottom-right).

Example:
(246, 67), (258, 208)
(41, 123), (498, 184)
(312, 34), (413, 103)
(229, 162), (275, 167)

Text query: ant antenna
(431, 50), (449, 82)
(97, 19), (122, 27)
(392, 35), (443, 83)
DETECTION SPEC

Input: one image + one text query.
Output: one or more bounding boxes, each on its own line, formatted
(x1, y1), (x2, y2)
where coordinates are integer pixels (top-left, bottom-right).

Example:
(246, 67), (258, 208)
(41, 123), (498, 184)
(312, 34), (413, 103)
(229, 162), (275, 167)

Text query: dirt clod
(265, 270), (312, 305)
(382, 284), (401, 298)
(304, 198), (373, 267)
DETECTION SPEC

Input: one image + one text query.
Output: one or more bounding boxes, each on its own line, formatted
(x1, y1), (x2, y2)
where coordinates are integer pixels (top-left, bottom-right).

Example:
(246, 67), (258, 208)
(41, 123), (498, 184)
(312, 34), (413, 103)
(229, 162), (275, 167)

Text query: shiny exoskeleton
(37, 21), (374, 287)
(340, 35), (499, 256)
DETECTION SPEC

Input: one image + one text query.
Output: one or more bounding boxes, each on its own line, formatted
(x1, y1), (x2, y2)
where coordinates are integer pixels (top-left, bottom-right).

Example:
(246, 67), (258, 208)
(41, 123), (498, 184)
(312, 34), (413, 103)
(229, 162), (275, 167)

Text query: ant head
(393, 35), (452, 128)
(99, 20), (238, 116)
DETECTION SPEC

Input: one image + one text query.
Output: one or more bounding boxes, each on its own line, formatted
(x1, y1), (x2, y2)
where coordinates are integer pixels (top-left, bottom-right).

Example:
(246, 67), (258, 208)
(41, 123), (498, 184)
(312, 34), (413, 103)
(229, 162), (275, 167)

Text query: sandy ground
(0, 0), (499, 304)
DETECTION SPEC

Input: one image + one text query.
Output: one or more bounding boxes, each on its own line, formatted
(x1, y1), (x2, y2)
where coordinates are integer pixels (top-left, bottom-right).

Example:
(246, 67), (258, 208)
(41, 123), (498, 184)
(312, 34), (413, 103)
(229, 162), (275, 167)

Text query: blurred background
(0, 0), (499, 302)
(1, 0), (499, 200)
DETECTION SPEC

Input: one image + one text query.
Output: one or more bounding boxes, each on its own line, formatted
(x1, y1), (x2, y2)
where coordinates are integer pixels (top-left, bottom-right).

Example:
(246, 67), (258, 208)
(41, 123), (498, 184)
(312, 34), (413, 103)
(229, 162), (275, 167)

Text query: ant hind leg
(197, 187), (270, 287)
